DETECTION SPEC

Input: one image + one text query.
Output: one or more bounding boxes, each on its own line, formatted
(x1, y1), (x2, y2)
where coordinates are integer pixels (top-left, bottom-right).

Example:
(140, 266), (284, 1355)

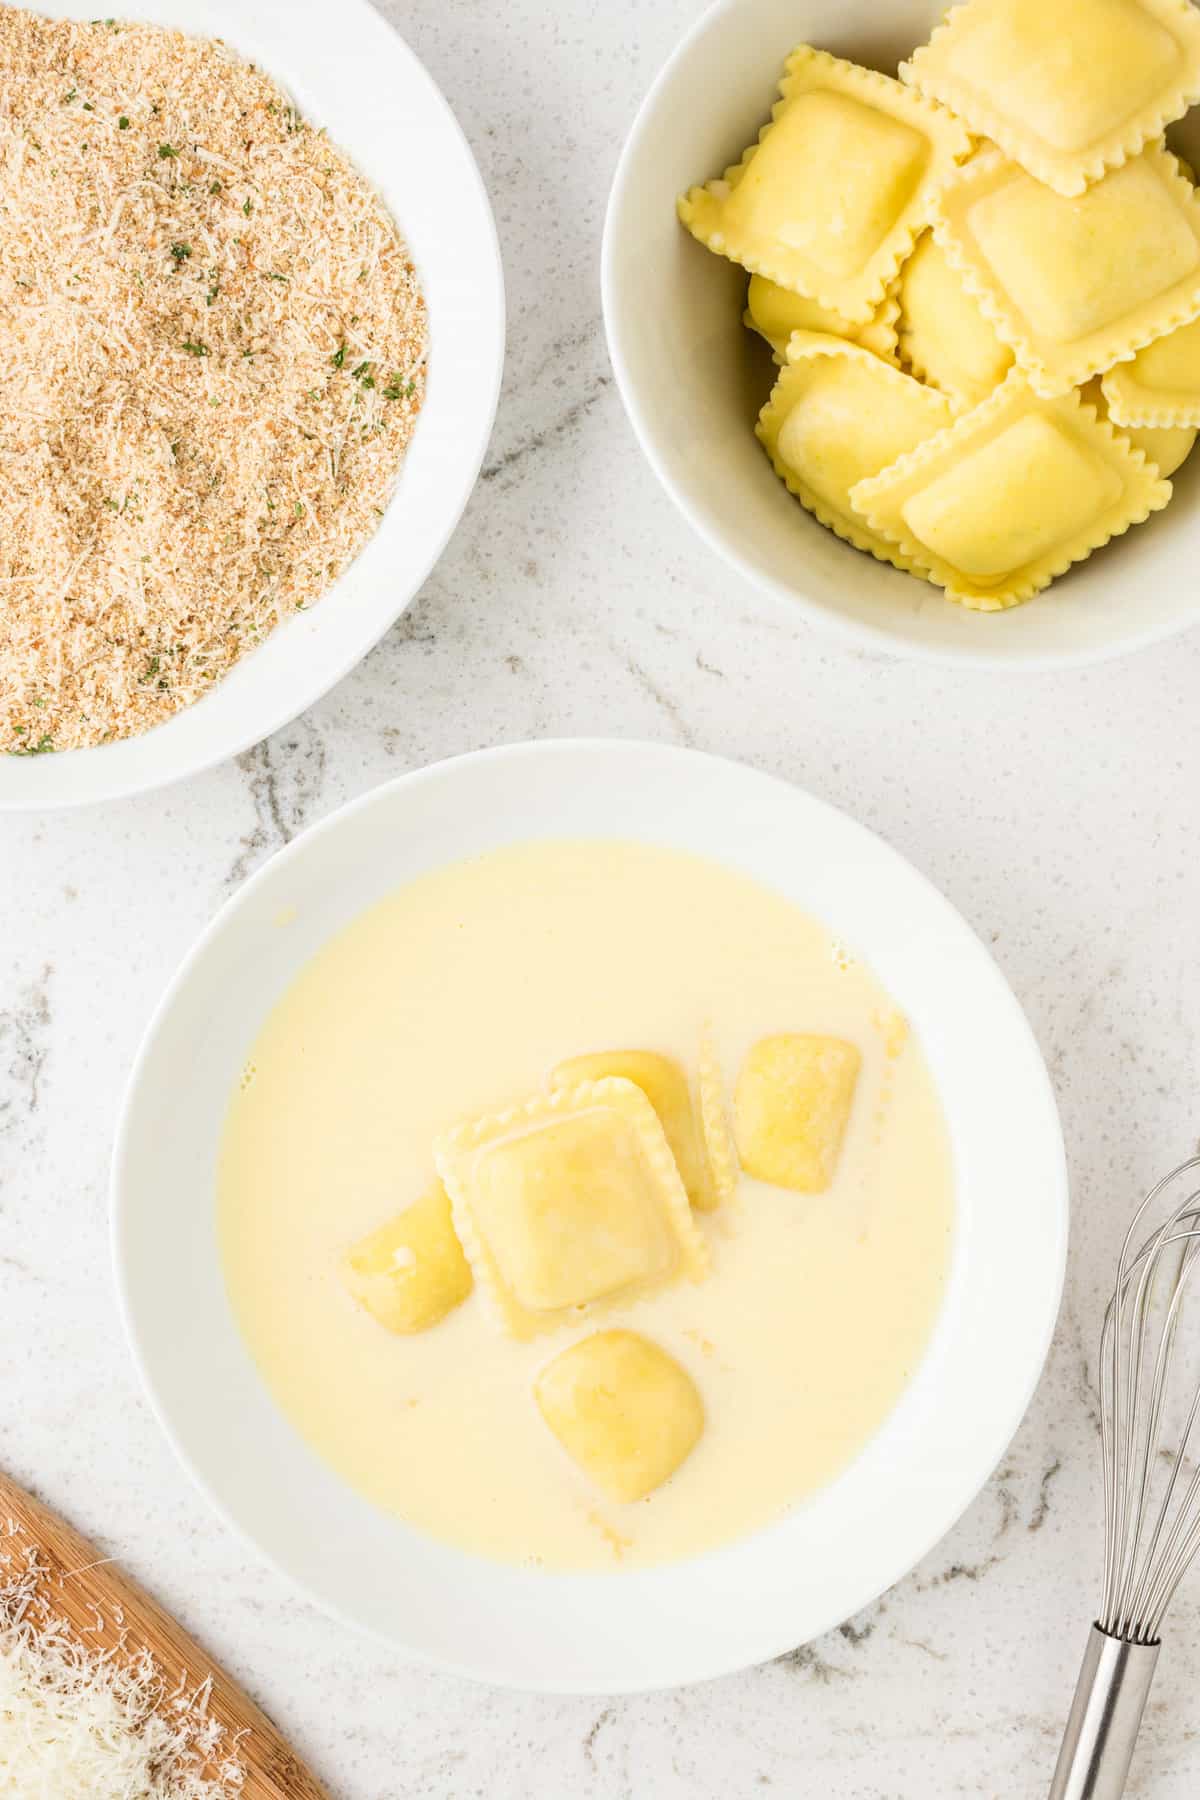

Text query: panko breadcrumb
(0, 6), (427, 753)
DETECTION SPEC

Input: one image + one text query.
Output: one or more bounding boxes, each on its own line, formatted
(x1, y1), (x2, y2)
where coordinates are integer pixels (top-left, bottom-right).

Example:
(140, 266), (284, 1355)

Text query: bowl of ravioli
(113, 740), (1067, 1691)
(603, 0), (1200, 668)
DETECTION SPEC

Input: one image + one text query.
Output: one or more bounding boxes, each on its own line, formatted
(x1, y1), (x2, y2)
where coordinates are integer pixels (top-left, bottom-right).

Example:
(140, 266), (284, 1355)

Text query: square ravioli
(897, 232), (1013, 408)
(550, 1049), (717, 1210)
(679, 45), (969, 324)
(903, 0), (1200, 197)
(734, 1034), (861, 1194)
(342, 1181), (473, 1335)
(1084, 377), (1197, 475)
(434, 1078), (708, 1339)
(745, 274), (900, 365)
(932, 144), (1200, 396)
(756, 333), (954, 571)
(698, 1025), (740, 1213)
(534, 1330), (704, 1503)
(851, 371), (1172, 609)
(1102, 314), (1200, 425)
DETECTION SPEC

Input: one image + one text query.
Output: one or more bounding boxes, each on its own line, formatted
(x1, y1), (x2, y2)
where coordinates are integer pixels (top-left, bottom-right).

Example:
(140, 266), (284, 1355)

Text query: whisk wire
(1112, 1233), (1194, 1636)
(1099, 1159), (1200, 1643)
(1146, 1502), (1200, 1639)
(1051, 1159), (1200, 1800)
(1099, 1161), (1181, 1628)
(1103, 1221), (1165, 1632)
(1123, 1237), (1200, 1633)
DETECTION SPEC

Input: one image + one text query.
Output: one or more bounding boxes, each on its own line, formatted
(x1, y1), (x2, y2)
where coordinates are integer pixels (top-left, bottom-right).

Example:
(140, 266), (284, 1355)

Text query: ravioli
(745, 273), (900, 364)
(534, 1330), (705, 1503)
(550, 1049), (717, 1210)
(679, 44), (970, 323)
(435, 1078), (708, 1339)
(698, 1025), (740, 1212)
(903, 0), (1200, 197)
(1102, 313), (1200, 426)
(898, 231), (1013, 407)
(735, 1034), (861, 1194)
(1083, 377), (1196, 475)
(851, 370), (1172, 608)
(756, 333), (954, 570)
(932, 144), (1200, 395)
(342, 1181), (472, 1334)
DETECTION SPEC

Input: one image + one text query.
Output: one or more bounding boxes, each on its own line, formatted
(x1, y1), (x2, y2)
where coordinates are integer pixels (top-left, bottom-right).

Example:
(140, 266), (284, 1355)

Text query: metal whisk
(1051, 1156), (1200, 1799)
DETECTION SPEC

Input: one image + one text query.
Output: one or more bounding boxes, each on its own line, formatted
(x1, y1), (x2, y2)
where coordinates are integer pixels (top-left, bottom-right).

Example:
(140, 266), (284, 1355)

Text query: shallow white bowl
(0, 0), (503, 811)
(113, 739), (1068, 1693)
(602, 0), (1200, 670)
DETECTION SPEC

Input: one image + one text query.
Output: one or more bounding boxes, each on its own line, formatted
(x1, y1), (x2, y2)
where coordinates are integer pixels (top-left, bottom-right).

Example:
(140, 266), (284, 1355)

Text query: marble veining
(0, 961), (52, 1140)
(226, 719), (328, 888)
(4, 0), (1200, 1793)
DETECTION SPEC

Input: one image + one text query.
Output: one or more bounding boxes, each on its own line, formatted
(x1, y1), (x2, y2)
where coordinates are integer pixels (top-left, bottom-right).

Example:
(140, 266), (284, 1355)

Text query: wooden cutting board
(0, 1471), (330, 1799)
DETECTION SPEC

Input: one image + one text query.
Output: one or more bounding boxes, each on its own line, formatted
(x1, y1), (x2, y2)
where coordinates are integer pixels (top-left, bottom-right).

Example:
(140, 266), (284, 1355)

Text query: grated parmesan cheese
(1, 1522), (244, 1798)
(0, 6), (427, 754)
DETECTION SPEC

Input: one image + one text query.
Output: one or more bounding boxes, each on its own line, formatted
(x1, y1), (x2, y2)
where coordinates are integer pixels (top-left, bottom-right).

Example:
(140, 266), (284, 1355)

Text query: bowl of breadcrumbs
(0, 0), (504, 807)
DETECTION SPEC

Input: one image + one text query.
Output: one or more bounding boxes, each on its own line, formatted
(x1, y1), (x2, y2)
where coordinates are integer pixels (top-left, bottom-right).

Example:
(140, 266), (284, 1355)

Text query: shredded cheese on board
(0, 6), (427, 754)
(1, 1522), (244, 1798)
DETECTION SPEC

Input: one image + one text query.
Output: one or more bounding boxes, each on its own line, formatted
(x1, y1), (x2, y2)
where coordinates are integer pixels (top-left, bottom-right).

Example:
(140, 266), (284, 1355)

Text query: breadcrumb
(0, 7), (427, 753)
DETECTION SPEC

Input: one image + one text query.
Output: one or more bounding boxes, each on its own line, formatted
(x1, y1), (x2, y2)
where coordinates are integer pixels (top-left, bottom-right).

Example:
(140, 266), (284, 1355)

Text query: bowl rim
(600, 0), (1198, 674)
(111, 737), (1070, 1692)
(0, 0), (505, 812)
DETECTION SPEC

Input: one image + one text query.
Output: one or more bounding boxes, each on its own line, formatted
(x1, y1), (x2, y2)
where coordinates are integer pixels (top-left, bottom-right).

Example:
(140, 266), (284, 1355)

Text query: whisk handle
(1049, 1625), (1160, 1800)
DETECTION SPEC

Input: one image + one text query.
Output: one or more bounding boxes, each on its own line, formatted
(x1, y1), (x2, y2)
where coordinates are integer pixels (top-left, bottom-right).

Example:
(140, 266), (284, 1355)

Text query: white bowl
(0, 0), (503, 811)
(113, 739), (1068, 1693)
(602, 0), (1200, 670)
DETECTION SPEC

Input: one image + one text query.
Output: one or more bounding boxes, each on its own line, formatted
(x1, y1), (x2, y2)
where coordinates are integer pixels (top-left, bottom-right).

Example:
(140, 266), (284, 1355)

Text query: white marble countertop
(5, 0), (1200, 1794)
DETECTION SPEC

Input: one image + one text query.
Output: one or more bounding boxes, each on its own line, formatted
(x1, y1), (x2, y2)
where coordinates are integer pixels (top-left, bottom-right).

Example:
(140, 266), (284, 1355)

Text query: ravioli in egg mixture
(219, 840), (954, 1571)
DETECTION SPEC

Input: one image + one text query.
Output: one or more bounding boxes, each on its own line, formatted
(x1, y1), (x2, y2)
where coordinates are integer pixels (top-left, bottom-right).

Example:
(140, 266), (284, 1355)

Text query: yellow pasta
(745, 273), (899, 364)
(342, 1182), (472, 1335)
(1082, 378), (1196, 475)
(897, 230), (1014, 408)
(903, 0), (1200, 197)
(679, 19), (1200, 611)
(697, 1025), (740, 1213)
(756, 332), (954, 571)
(680, 44), (969, 323)
(932, 144), (1200, 396)
(435, 1078), (708, 1339)
(535, 1330), (705, 1503)
(550, 1049), (717, 1210)
(734, 1034), (861, 1195)
(1102, 314), (1200, 426)
(851, 370), (1172, 609)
